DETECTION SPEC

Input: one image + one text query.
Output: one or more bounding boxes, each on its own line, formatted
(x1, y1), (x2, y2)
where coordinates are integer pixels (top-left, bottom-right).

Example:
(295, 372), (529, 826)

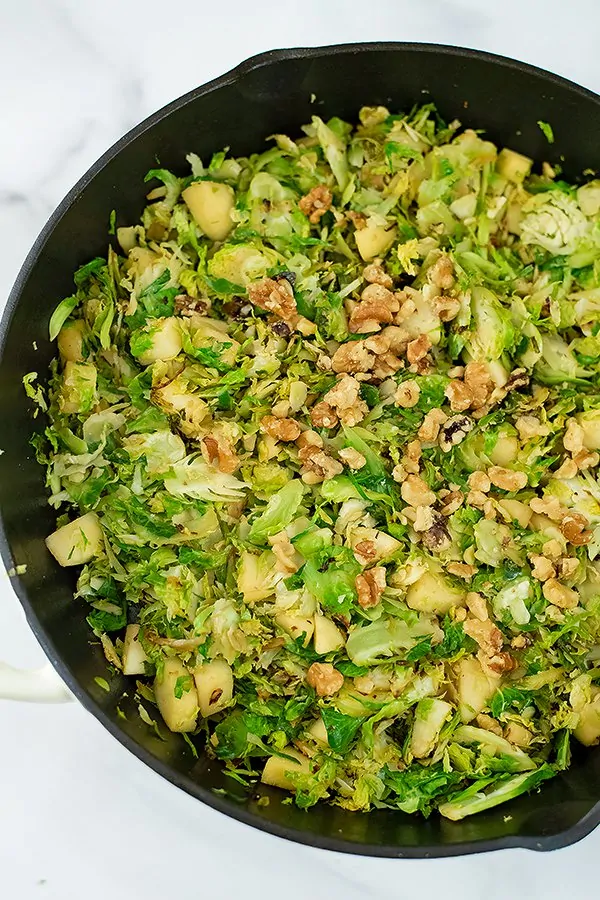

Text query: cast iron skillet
(1, 43), (600, 858)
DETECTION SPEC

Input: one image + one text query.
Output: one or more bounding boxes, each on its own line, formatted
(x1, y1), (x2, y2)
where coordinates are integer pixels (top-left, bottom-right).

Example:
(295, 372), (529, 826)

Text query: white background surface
(2, 1), (600, 896)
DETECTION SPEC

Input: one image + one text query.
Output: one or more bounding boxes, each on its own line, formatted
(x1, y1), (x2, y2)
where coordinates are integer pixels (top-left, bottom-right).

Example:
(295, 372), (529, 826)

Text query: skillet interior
(2, 43), (600, 856)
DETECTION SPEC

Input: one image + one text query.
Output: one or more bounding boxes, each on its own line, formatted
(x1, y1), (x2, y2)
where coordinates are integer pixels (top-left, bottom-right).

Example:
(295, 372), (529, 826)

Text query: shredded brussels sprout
(31, 102), (600, 820)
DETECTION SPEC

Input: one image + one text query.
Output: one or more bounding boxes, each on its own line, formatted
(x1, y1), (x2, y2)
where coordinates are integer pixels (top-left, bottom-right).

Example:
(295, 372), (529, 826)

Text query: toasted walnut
(483, 499), (497, 521)
(406, 334), (432, 364)
(331, 340), (375, 374)
(260, 415), (302, 442)
(339, 447), (366, 469)
(395, 380), (421, 408)
(349, 284), (400, 334)
(464, 618), (504, 654)
(563, 418), (585, 454)
(573, 449), (600, 471)
(202, 434), (239, 474)
(489, 368), (529, 404)
(362, 259), (393, 289)
(439, 490), (464, 516)
(296, 429), (324, 451)
(418, 408), (448, 443)
(466, 591), (488, 620)
(530, 496), (564, 522)
(475, 713), (503, 737)
(529, 554), (556, 582)
(560, 512), (592, 545)
(299, 447), (344, 484)
(316, 354), (333, 372)
(482, 652), (518, 675)
(467, 489), (488, 509)
(542, 578), (579, 609)
(298, 184), (333, 224)
(433, 295), (461, 322)
(553, 457), (579, 480)
(353, 540), (378, 565)
(542, 539), (563, 559)
(556, 557), (579, 580)
(463, 362), (492, 409)
(322, 374), (368, 426)
(269, 532), (301, 574)
(413, 505), (436, 532)
(448, 562), (478, 581)
(348, 210), (367, 229)
(310, 401), (339, 429)
(488, 466), (528, 492)
(401, 474), (436, 508)
(396, 297), (417, 321)
(439, 415), (473, 452)
(445, 380), (474, 412)
(515, 415), (550, 442)
(421, 513), (452, 553)
(174, 294), (209, 317)
(428, 255), (455, 289)
(356, 566), (387, 609)
(379, 325), (411, 354)
(511, 634), (531, 650)
(504, 722), (532, 748)
(306, 662), (344, 697)
(468, 471), (491, 493)
(247, 277), (298, 325)
(392, 464), (407, 483)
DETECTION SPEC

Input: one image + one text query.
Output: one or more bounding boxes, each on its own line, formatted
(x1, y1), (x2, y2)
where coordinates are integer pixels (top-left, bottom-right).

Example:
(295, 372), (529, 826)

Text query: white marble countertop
(2, 1), (600, 897)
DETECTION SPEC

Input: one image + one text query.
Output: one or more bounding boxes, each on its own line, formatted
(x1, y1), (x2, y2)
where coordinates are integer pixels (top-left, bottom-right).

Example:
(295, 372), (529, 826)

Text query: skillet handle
(0, 661), (72, 703)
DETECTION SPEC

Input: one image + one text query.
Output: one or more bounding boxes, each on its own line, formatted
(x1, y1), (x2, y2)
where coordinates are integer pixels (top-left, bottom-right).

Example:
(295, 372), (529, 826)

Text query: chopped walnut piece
(296, 429), (324, 451)
(413, 505), (436, 532)
(247, 277), (298, 326)
(298, 184), (333, 224)
(515, 415), (550, 442)
(392, 464), (407, 483)
(363, 259), (393, 289)
(174, 294), (209, 317)
(401, 474), (436, 508)
(468, 471), (491, 493)
(554, 457), (578, 479)
(433, 296), (461, 322)
(487, 466), (528, 492)
(299, 448), (344, 484)
(556, 557), (579, 580)
(560, 512), (592, 545)
(339, 447), (367, 469)
(306, 662), (344, 697)
(529, 554), (556, 582)
(353, 540), (378, 565)
(511, 634), (531, 650)
(573, 449), (600, 471)
(406, 334), (432, 364)
(476, 714), (503, 737)
(395, 380), (421, 408)
(563, 418), (585, 454)
(355, 566), (387, 609)
(463, 362), (492, 409)
(464, 618), (504, 654)
(467, 489), (488, 509)
(331, 340), (375, 374)
(448, 562), (478, 581)
(466, 591), (488, 620)
(529, 496), (564, 522)
(269, 531), (302, 574)
(542, 539), (563, 559)
(439, 416), (473, 452)
(418, 408), (448, 443)
(480, 651), (518, 676)
(349, 284), (400, 334)
(439, 490), (464, 516)
(202, 434), (239, 474)
(542, 578), (579, 609)
(310, 401), (338, 429)
(421, 513), (452, 553)
(260, 415), (302, 442)
(428, 255), (455, 289)
(445, 380), (474, 412)
(322, 374), (368, 426)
